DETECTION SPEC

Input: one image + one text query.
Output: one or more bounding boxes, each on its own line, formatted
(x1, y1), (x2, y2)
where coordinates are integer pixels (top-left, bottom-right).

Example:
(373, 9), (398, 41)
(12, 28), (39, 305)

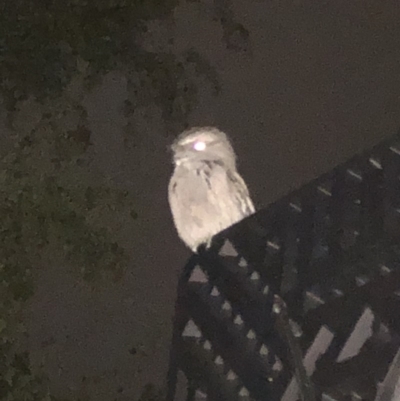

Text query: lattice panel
(166, 130), (400, 401)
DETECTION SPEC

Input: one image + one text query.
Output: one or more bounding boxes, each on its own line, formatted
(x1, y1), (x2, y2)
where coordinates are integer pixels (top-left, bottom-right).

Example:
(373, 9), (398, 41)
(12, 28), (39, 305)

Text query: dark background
(1, 0), (400, 400)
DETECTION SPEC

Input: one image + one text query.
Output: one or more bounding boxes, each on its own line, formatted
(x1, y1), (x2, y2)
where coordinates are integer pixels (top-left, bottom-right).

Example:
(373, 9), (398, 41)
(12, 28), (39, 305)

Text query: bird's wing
(226, 169), (255, 216)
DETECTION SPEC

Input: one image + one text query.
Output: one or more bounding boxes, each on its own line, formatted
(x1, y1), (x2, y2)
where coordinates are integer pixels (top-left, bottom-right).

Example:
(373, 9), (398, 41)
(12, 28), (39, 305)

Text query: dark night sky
(18, 0), (400, 400)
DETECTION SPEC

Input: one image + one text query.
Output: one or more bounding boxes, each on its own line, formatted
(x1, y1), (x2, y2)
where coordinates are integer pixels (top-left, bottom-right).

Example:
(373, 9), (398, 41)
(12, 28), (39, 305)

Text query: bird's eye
(193, 141), (206, 151)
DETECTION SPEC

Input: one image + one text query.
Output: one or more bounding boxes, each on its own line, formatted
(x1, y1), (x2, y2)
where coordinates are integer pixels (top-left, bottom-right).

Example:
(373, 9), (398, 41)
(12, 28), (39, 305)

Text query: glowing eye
(193, 141), (206, 151)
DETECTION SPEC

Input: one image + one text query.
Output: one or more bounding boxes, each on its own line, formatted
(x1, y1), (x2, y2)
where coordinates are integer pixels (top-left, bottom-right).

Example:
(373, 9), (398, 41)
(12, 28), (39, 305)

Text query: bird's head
(171, 127), (237, 169)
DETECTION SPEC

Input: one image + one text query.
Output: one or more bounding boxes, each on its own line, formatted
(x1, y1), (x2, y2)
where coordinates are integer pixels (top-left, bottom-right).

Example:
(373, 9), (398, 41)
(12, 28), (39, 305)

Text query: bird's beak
(171, 143), (185, 154)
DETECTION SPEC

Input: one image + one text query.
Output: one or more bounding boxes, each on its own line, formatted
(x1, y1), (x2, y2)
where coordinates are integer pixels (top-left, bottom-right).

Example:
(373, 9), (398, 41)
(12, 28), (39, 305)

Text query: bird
(168, 126), (255, 252)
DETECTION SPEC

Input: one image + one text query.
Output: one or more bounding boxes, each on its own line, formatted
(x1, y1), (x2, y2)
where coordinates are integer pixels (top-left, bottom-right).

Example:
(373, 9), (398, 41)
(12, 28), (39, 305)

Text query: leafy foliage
(0, 97), (137, 400)
(0, 0), (220, 132)
(0, 0), (230, 399)
(0, 0), (177, 98)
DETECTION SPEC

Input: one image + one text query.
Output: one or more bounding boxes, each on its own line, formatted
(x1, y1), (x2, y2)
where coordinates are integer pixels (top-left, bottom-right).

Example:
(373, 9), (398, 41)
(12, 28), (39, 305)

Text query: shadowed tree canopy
(0, 0), (223, 129)
(0, 0), (249, 399)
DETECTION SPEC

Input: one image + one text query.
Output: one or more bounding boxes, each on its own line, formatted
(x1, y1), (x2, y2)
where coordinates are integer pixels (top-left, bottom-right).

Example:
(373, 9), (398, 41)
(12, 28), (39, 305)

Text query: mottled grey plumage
(168, 127), (255, 252)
